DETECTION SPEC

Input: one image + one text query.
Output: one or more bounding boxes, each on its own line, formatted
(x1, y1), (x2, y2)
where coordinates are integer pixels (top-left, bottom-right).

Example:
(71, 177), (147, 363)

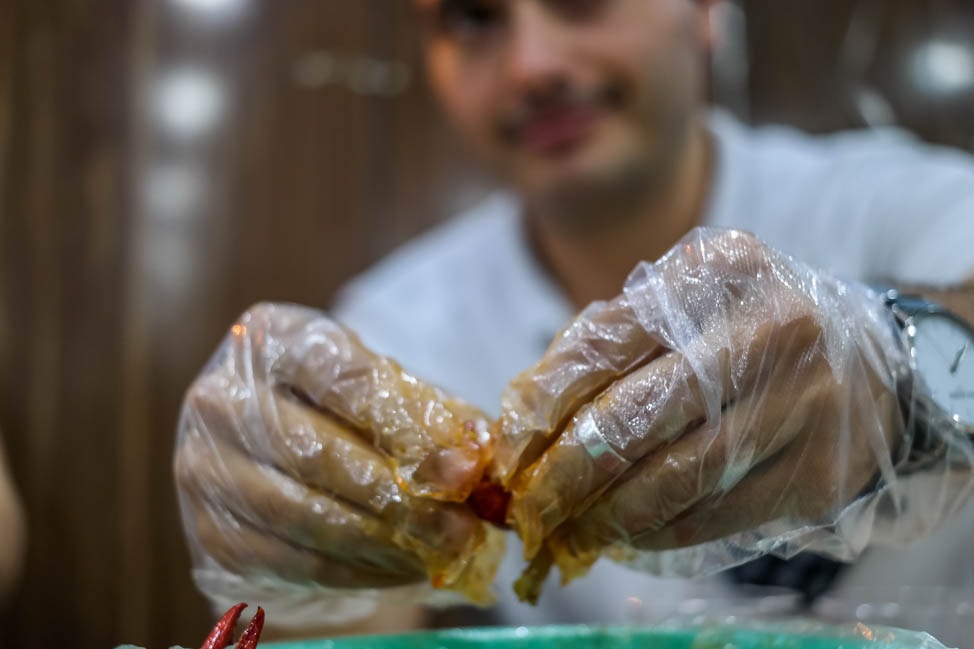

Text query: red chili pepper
(200, 603), (247, 649)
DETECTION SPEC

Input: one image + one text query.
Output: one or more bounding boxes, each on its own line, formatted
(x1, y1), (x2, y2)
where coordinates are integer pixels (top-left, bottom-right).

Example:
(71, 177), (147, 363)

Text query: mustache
(496, 81), (624, 142)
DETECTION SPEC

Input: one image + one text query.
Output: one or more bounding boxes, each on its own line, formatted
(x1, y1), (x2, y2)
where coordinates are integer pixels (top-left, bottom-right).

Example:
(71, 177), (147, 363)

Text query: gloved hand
(493, 228), (910, 600)
(174, 303), (504, 626)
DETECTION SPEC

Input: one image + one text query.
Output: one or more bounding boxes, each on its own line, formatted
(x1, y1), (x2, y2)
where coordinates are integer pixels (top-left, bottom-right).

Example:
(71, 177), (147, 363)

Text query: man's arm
(0, 431), (26, 606)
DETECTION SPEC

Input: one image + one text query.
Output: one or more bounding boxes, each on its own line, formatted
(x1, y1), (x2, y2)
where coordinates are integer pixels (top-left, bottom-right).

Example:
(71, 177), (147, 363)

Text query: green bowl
(262, 623), (951, 649)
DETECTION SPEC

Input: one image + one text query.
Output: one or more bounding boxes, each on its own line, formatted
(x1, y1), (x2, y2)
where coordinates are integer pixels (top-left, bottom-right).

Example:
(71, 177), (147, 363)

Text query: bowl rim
(261, 620), (939, 649)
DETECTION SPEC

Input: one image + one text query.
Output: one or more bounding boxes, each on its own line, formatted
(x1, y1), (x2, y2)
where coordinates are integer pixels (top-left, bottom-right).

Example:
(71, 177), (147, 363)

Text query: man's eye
(438, 0), (503, 40)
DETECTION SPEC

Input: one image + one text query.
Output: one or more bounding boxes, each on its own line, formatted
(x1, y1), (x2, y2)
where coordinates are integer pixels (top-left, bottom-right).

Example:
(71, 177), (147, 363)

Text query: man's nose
(504, 4), (572, 99)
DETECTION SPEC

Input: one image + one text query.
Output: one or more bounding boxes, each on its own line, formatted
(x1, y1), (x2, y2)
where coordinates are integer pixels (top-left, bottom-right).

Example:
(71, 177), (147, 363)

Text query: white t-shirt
(333, 110), (974, 636)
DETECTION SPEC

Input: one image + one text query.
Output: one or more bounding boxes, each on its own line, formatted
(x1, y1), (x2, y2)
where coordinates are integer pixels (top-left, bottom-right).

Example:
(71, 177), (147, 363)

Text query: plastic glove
(174, 303), (504, 626)
(494, 228), (914, 600)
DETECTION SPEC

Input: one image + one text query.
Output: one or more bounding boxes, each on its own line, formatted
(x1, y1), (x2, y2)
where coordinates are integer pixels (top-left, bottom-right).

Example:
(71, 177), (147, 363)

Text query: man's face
(417, 0), (714, 214)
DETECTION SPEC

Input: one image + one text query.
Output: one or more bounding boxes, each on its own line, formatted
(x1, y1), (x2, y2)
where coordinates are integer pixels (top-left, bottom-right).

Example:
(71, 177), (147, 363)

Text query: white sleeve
(837, 132), (974, 286)
(710, 116), (974, 287)
(873, 138), (974, 285)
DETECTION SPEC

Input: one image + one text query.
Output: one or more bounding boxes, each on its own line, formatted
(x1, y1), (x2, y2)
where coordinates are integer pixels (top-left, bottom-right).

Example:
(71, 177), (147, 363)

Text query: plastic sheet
(174, 303), (505, 627)
(174, 229), (974, 621)
(495, 228), (974, 599)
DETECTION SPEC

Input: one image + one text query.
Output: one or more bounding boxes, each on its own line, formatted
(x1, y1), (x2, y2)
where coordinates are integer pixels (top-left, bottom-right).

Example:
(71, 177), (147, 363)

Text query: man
(174, 0), (974, 640)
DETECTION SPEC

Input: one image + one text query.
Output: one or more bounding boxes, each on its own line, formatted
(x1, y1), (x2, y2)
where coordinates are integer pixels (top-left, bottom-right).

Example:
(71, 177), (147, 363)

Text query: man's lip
(516, 106), (600, 156)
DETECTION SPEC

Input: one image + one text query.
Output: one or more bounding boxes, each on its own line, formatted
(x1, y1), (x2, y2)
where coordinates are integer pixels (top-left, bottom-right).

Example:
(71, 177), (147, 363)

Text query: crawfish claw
(234, 607), (265, 649)
(201, 603), (248, 649)
(200, 603), (265, 649)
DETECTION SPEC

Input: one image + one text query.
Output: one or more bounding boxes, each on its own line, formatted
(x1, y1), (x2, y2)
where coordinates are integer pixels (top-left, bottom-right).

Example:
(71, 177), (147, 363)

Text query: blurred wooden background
(1, 1), (973, 647)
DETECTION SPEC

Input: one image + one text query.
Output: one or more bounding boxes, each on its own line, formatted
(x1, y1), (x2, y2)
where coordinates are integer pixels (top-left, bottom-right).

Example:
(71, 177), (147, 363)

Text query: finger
(510, 315), (824, 557)
(642, 229), (776, 301)
(629, 416), (888, 553)
(230, 303), (490, 501)
(623, 230), (808, 353)
(630, 375), (902, 552)
(175, 432), (425, 575)
(186, 376), (489, 563)
(493, 293), (665, 485)
(630, 436), (834, 552)
(185, 373), (400, 515)
(554, 351), (835, 559)
(188, 499), (425, 589)
(508, 350), (706, 557)
(493, 230), (789, 489)
(655, 229), (770, 280)
(177, 423), (490, 584)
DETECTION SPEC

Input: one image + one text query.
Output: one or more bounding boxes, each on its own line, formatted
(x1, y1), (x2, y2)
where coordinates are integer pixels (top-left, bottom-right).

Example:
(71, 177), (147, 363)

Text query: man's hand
(494, 229), (908, 585)
(174, 304), (503, 624)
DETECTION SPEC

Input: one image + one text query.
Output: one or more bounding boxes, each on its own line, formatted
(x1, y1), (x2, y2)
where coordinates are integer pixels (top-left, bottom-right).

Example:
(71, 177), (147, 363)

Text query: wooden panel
(0, 1), (488, 648)
(743, 0), (974, 148)
(1, 1), (143, 647)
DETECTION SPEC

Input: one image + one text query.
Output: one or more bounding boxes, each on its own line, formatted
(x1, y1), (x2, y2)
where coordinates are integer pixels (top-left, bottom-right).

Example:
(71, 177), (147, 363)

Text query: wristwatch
(879, 288), (974, 473)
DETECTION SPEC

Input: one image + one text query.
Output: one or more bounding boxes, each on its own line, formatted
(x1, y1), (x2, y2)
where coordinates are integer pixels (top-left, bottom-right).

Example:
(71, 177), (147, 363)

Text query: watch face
(910, 312), (974, 427)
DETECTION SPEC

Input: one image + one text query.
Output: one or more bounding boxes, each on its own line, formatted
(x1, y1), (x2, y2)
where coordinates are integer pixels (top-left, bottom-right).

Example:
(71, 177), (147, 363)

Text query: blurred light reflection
(291, 52), (339, 88)
(911, 40), (974, 98)
(170, 0), (250, 20)
(852, 86), (897, 127)
(143, 162), (205, 223)
(146, 227), (197, 293)
(153, 67), (226, 140)
(291, 51), (412, 97)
